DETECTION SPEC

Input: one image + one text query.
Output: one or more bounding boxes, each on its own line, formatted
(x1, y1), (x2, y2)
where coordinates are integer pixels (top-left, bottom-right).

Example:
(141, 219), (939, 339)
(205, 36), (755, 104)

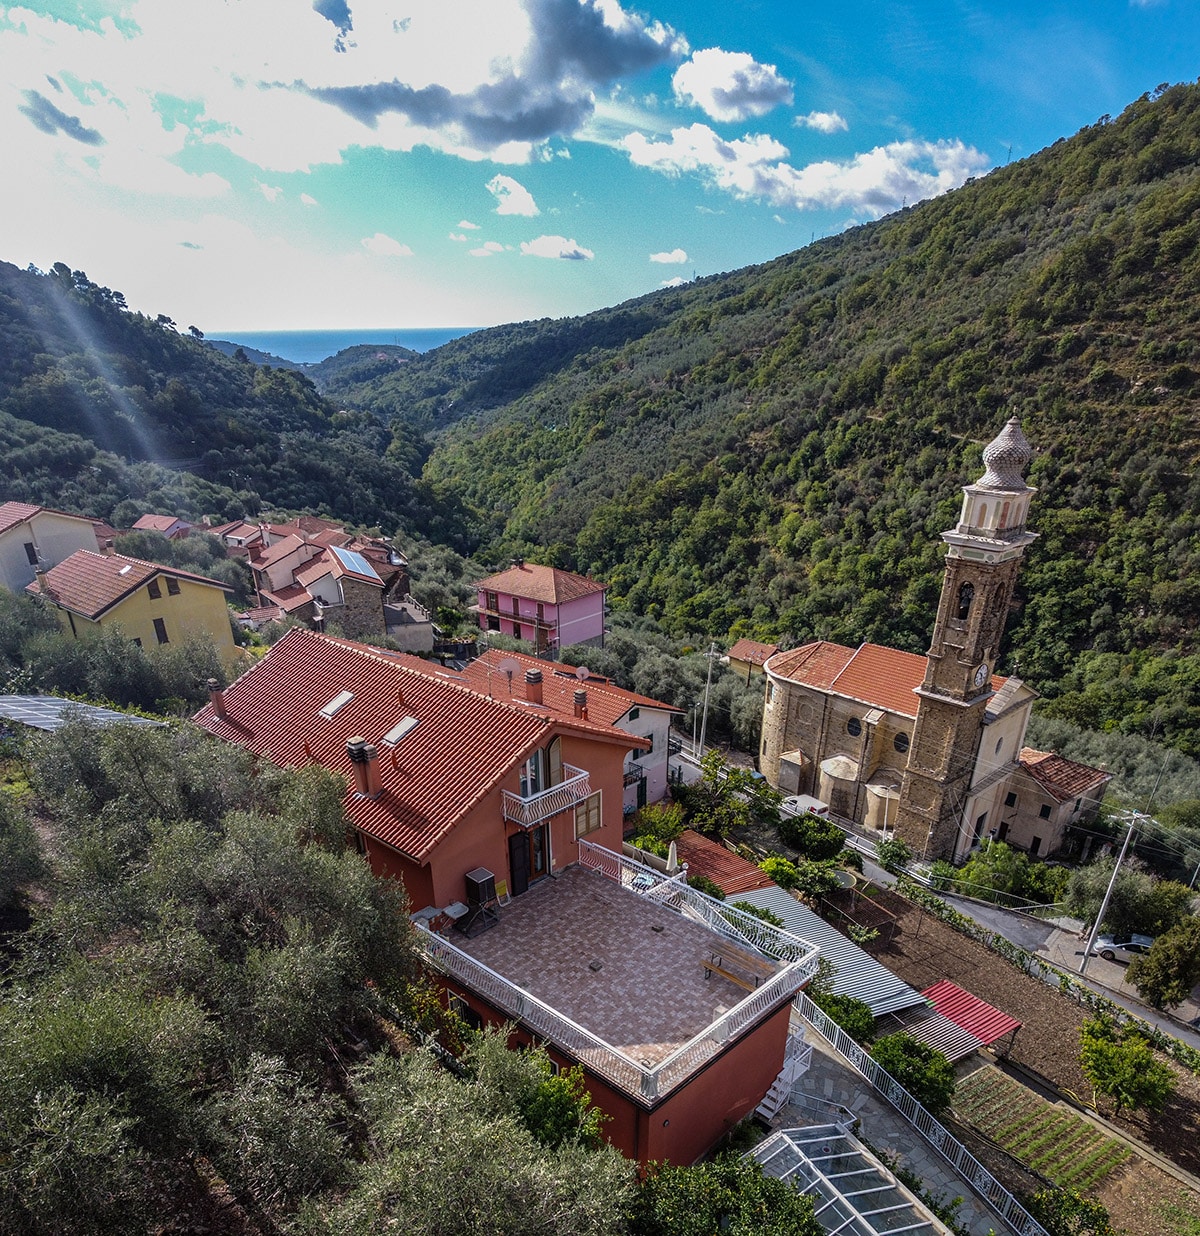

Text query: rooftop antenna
(497, 656), (520, 697)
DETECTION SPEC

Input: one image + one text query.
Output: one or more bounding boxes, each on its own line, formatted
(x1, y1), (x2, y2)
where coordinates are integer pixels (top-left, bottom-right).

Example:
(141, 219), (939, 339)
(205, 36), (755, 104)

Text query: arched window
(977, 503), (988, 528)
(956, 582), (974, 620)
(999, 501), (1011, 530)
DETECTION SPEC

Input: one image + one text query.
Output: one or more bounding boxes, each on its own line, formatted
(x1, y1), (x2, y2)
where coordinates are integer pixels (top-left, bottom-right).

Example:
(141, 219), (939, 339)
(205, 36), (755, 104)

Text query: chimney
(102, 539), (114, 556)
(573, 688), (588, 720)
(207, 677), (227, 719)
(512, 556), (525, 569)
(524, 668), (543, 705)
(347, 736), (383, 797)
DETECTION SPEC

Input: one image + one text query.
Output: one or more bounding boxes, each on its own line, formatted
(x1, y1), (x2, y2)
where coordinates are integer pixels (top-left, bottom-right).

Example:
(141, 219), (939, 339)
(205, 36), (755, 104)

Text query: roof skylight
(382, 716), (419, 744)
(319, 689), (354, 718)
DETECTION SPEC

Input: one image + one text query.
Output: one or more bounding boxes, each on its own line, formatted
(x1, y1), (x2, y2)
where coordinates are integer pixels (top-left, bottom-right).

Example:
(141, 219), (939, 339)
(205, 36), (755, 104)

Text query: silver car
(1093, 933), (1155, 963)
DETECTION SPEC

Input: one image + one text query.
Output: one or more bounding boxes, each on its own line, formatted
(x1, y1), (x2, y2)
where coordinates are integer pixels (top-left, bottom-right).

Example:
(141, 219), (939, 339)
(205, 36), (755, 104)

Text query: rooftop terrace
(417, 842), (820, 1102)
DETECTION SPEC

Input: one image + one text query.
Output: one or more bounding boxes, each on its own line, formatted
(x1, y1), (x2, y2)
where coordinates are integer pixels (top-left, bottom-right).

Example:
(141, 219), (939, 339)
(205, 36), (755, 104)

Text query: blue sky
(3, 1), (1197, 330)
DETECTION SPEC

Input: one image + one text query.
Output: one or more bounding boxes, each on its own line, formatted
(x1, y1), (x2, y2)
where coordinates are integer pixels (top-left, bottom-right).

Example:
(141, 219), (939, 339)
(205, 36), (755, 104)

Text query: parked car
(1092, 933), (1155, 963)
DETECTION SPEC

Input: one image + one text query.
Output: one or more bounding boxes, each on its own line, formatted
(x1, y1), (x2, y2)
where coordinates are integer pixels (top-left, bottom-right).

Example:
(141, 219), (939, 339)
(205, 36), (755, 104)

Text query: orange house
(194, 627), (819, 1163)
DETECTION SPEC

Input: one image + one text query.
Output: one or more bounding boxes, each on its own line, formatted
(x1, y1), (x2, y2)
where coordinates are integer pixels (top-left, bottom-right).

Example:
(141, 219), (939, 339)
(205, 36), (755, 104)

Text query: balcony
(416, 848), (820, 1103)
(501, 763), (591, 827)
(623, 761), (646, 787)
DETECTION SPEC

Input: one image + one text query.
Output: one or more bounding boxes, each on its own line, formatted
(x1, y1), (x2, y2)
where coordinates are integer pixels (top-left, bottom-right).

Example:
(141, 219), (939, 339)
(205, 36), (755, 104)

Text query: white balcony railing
(501, 763), (590, 827)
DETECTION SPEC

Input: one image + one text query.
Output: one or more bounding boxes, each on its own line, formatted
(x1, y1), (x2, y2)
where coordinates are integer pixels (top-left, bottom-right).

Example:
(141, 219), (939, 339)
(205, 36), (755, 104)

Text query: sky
(3, 1), (1199, 331)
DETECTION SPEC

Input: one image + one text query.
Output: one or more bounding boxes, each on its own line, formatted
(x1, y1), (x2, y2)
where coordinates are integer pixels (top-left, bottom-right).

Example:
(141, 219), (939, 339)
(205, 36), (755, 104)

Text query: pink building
(476, 560), (606, 653)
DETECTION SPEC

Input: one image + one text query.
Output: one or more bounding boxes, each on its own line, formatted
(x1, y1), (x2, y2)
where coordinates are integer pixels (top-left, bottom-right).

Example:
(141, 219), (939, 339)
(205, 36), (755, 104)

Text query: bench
(703, 942), (777, 990)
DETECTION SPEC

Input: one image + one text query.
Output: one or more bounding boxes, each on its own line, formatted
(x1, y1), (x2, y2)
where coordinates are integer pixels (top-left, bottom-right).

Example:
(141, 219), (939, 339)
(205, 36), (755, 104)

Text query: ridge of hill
(328, 81), (1200, 753)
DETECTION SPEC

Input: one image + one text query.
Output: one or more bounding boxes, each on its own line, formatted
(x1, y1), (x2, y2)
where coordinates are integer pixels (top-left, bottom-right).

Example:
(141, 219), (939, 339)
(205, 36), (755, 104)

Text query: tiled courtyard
(453, 864), (781, 1065)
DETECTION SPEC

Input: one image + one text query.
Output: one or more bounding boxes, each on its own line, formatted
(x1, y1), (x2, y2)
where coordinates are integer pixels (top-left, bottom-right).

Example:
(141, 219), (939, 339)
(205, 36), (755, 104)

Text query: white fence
(794, 990), (1049, 1236)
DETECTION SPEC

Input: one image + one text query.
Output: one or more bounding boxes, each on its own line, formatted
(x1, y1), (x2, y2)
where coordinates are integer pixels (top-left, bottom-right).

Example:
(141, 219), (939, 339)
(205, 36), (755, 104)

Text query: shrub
(687, 873), (726, 900)
(731, 900), (784, 927)
(811, 992), (876, 1043)
(875, 838), (913, 874)
(777, 812), (845, 860)
(869, 1033), (956, 1115)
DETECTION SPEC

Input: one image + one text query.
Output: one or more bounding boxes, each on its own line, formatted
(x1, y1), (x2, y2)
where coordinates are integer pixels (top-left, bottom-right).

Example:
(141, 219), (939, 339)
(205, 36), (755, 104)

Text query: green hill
(328, 82), (1200, 753)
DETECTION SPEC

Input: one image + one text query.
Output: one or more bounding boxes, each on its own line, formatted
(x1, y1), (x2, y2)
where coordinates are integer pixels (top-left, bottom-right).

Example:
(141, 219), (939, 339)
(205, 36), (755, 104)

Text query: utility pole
(1079, 812), (1138, 976)
(698, 641), (719, 755)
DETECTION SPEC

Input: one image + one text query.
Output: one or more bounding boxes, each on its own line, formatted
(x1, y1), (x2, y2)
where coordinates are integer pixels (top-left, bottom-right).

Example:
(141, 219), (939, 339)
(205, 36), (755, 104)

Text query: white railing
(502, 764), (591, 827)
(577, 839), (818, 964)
(793, 990), (1049, 1236)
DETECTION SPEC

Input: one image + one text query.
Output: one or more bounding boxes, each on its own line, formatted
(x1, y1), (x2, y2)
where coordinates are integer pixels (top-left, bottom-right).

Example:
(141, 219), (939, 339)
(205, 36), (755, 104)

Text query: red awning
(921, 979), (1021, 1046)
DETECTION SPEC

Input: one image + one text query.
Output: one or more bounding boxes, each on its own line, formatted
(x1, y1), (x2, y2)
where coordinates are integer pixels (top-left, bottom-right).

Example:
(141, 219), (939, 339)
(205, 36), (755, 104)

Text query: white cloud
(650, 248), (688, 263)
(457, 219), (481, 229)
(487, 174), (539, 216)
(659, 275), (687, 287)
(623, 124), (988, 217)
(521, 234), (594, 260)
(257, 181), (283, 202)
(449, 232), (469, 241)
(361, 232), (414, 256)
(672, 48), (792, 123)
(470, 240), (506, 257)
(300, 192), (319, 206)
(797, 110), (848, 134)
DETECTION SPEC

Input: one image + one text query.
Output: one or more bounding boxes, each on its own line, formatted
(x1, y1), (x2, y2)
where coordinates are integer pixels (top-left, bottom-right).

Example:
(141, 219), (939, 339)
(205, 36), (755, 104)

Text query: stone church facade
(761, 417), (1059, 863)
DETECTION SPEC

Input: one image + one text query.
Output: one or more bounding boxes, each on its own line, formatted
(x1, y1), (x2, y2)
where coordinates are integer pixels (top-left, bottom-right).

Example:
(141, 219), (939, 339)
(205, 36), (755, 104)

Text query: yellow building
(27, 549), (238, 669)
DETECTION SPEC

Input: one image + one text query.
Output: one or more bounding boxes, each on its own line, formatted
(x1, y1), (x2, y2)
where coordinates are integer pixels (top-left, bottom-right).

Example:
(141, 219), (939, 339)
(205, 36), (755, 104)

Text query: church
(760, 417), (1107, 863)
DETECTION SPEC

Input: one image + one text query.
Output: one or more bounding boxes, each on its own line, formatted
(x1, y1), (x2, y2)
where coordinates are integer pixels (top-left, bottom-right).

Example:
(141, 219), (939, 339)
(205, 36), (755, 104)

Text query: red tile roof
(194, 628), (643, 862)
(1019, 749), (1111, 803)
(455, 649), (680, 726)
(0, 501), (96, 537)
(766, 641), (857, 690)
(921, 979), (1020, 1046)
(27, 550), (232, 618)
(830, 644), (927, 718)
(261, 583), (315, 613)
(254, 534), (311, 569)
(0, 501), (42, 535)
(132, 514), (187, 533)
(674, 829), (775, 895)
(727, 638), (779, 666)
(476, 562), (607, 604)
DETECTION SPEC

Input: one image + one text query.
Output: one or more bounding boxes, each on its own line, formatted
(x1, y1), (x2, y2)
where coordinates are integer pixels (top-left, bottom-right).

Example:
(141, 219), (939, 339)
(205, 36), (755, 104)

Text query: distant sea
(211, 327), (480, 365)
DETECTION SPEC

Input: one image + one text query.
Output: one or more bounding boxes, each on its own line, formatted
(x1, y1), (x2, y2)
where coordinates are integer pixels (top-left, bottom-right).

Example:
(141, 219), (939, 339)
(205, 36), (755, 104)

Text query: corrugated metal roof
(734, 886), (924, 1016)
(921, 979), (1020, 1045)
(891, 1008), (984, 1063)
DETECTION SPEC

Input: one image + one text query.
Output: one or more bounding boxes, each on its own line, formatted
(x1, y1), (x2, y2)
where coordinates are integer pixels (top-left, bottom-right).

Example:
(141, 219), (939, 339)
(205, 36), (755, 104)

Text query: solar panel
(331, 546), (380, 581)
(0, 695), (164, 731)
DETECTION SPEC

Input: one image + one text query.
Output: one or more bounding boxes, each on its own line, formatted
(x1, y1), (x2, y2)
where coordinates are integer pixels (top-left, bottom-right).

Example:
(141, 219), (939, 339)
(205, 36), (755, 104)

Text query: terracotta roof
(1019, 748), (1111, 803)
(829, 644), (927, 718)
(194, 628), (643, 862)
(766, 641), (857, 690)
(674, 829), (775, 895)
(254, 534), (311, 569)
(261, 584), (314, 613)
(27, 550), (232, 618)
(0, 501), (42, 535)
(727, 638), (779, 666)
(0, 501), (95, 536)
(132, 514), (187, 533)
(921, 980), (1020, 1046)
(476, 562), (607, 604)
(455, 649), (679, 726)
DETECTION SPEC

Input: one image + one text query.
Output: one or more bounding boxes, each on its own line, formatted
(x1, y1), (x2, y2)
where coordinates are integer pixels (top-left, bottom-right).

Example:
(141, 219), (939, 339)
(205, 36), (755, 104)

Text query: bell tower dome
(896, 416), (1037, 859)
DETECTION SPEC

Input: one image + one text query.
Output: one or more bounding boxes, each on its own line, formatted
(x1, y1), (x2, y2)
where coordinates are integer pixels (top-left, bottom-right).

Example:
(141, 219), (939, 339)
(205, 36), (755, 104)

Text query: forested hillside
(335, 82), (1200, 754)
(0, 262), (467, 546)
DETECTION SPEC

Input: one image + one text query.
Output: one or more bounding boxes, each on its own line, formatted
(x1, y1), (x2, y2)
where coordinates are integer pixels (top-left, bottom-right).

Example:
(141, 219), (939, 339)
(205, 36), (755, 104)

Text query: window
(486, 591), (499, 612)
(520, 753), (544, 798)
(131, 637), (142, 647)
(767, 681), (774, 703)
(147, 579), (162, 599)
(846, 717), (862, 738)
(956, 581), (974, 620)
(23, 542), (37, 566)
(1039, 803), (1052, 820)
(536, 602), (544, 623)
(512, 623), (523, 641)
(1030, 836), (1041, 857)
(511, 597), (521, 615)
(642, 731), (654, 754)
(166, 577), (180, 596)
(893, 732), (910, 754)
(487, 615), (500, 631)
(153, 617), (169, 644)
(1074, 797), (1082, 813)
(448, 994), (483, 1032)
(995, 737), (1004, 756)
(575, 791), (602, 839)
(1005, 791), (1017, 808)
(628, 707), (640, 720)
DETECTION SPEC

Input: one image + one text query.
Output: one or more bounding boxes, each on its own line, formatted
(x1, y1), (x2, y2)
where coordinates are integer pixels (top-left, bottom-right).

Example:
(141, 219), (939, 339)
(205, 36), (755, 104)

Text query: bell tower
(897, 417), (1037, 860)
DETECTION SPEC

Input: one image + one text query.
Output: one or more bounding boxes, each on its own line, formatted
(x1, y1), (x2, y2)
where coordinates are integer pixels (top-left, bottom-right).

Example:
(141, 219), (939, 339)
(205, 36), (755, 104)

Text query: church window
(1005, 791), (1017, 808)
(956, 582), (974, 620)
(994, 737), (1004, 756)
(846, 717), (862, 738)
(893, 732), (909, 754)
